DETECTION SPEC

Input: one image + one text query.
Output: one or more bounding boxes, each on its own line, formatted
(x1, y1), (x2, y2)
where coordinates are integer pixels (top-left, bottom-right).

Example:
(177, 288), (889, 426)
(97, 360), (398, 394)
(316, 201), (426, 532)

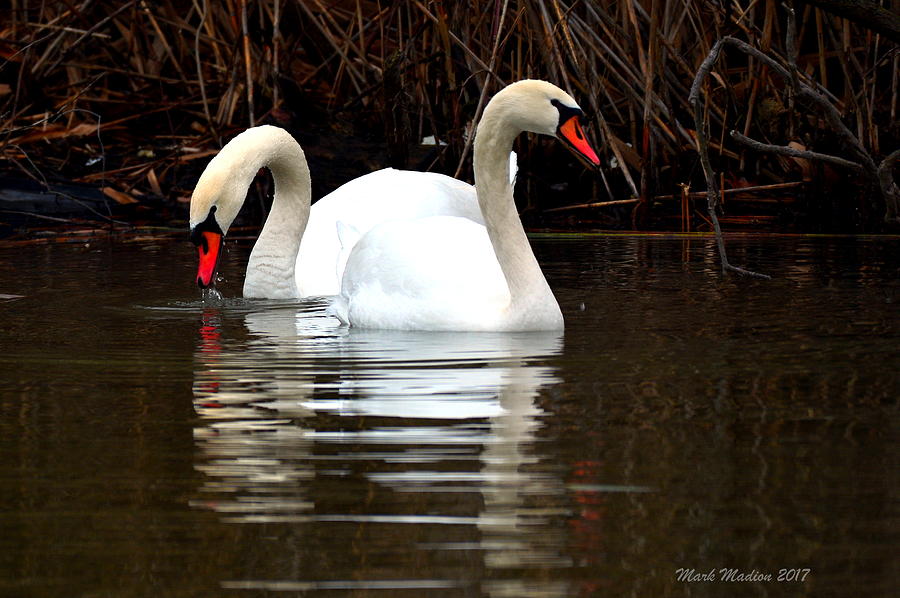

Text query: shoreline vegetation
(1, 0), (898, 241)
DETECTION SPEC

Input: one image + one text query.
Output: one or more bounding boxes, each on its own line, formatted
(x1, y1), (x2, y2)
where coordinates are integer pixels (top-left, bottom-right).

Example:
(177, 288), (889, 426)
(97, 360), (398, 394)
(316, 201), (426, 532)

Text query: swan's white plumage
(190, 80), (593, 331)
(333, 79), (585, 331)
(330, 216), (510, 330)
(190, 126), (517, 301)
(296, 168), (483, 296)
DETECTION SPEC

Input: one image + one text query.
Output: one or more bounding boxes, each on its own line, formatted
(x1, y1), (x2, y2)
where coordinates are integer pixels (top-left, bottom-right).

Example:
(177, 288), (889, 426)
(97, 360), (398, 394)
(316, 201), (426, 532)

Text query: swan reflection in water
(192, 301), (570, 596)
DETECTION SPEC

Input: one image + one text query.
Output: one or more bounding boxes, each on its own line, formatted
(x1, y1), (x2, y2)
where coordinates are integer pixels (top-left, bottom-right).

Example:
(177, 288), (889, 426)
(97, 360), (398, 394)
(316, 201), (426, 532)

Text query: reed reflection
(191, 302), (570, 595)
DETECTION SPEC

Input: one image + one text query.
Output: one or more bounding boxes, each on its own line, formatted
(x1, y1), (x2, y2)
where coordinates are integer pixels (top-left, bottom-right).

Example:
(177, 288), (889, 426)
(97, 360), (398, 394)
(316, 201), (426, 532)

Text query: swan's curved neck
(242, 136), (311, 298)
(473, 106), (554, 316)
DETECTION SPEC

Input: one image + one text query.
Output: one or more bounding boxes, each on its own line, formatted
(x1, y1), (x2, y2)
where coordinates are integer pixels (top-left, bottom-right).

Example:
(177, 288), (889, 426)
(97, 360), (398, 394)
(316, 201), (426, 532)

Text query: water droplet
(201, 287), (224, 304)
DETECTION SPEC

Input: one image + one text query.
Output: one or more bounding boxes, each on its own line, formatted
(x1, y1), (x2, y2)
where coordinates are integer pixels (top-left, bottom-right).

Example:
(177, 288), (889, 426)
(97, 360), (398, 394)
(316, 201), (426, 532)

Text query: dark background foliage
(1, 0), (897, 232)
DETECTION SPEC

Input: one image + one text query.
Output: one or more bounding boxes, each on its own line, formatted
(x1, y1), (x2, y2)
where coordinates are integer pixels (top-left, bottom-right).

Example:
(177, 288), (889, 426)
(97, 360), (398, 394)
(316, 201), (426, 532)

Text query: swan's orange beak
(558, 115), (601, 168)
(195, 231), (222, 289)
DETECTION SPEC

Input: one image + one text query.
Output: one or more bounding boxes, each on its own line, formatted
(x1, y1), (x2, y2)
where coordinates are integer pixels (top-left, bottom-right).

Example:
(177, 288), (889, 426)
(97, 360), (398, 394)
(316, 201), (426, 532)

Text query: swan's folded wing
(339, 216), (510, 331)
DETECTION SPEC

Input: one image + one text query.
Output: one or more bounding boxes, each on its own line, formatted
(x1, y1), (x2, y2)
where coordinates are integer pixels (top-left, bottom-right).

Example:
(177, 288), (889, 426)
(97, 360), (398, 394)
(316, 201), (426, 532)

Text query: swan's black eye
(551, 98), (585, 128)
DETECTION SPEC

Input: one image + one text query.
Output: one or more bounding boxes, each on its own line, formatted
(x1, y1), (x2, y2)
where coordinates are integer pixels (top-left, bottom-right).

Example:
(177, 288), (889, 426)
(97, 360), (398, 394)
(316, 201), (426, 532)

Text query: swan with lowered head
(189, 79), (599, 330)
(189, 127), (484, 298)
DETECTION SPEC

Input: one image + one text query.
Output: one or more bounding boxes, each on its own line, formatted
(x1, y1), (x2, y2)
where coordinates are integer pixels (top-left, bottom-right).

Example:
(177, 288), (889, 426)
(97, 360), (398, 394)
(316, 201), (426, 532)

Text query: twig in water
(689, 38), (771, 279)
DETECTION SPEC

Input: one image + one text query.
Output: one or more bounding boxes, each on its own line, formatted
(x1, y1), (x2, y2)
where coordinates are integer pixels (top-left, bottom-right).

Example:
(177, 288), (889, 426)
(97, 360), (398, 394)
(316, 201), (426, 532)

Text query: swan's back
(295, 168), (483, 296)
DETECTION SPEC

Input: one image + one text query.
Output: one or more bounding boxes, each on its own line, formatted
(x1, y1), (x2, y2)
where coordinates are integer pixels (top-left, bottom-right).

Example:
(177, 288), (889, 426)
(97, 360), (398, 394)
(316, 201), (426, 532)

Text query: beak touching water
(191, 206), (224, 289)
(557, 115), (601, 168)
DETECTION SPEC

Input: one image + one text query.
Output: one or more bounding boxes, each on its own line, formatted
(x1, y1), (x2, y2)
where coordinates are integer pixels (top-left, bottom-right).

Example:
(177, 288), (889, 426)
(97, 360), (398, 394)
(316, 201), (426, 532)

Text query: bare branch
(691, 7), (899, 246)
(730, 131), (865, 172)
(803, 0), (900, 44)
(689, 39), (770, 278)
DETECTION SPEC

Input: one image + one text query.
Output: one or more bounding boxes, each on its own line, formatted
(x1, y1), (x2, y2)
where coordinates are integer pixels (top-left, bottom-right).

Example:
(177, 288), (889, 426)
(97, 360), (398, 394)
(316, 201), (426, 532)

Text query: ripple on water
(188, 300), (573, 586)
(3, 236), (896, 597)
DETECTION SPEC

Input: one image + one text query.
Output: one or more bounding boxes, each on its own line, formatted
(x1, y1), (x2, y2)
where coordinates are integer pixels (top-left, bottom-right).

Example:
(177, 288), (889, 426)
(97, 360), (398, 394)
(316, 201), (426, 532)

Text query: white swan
(189, 128), (484, 298)
(331, 80), (599, 331)
(189, 79), (599, 330)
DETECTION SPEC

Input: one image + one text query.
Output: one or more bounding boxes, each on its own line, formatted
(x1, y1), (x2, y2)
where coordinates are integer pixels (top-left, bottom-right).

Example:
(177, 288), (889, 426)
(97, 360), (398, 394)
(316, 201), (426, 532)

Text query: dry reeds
(1, 1), (897, 230)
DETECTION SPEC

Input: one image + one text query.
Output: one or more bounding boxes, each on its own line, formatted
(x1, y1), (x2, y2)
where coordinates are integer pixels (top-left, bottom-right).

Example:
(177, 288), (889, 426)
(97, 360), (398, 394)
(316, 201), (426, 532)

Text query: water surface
(0, 234), (897, 597)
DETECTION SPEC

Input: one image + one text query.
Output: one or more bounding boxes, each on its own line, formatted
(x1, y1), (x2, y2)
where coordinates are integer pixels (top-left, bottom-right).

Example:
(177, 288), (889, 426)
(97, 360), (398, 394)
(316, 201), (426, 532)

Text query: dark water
(0, 234), (897, 597)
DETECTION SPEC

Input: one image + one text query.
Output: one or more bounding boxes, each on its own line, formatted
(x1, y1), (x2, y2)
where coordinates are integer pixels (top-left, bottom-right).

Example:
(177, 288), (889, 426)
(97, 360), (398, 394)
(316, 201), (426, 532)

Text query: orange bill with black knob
(196, 230), (222, 288)
(558, 115), (600, 168)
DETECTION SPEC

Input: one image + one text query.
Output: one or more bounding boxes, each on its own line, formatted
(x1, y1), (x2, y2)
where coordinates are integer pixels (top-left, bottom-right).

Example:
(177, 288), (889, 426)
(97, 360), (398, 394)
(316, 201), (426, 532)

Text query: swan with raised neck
(334, 79), (600, 331)
(474, 80), (584, 326)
